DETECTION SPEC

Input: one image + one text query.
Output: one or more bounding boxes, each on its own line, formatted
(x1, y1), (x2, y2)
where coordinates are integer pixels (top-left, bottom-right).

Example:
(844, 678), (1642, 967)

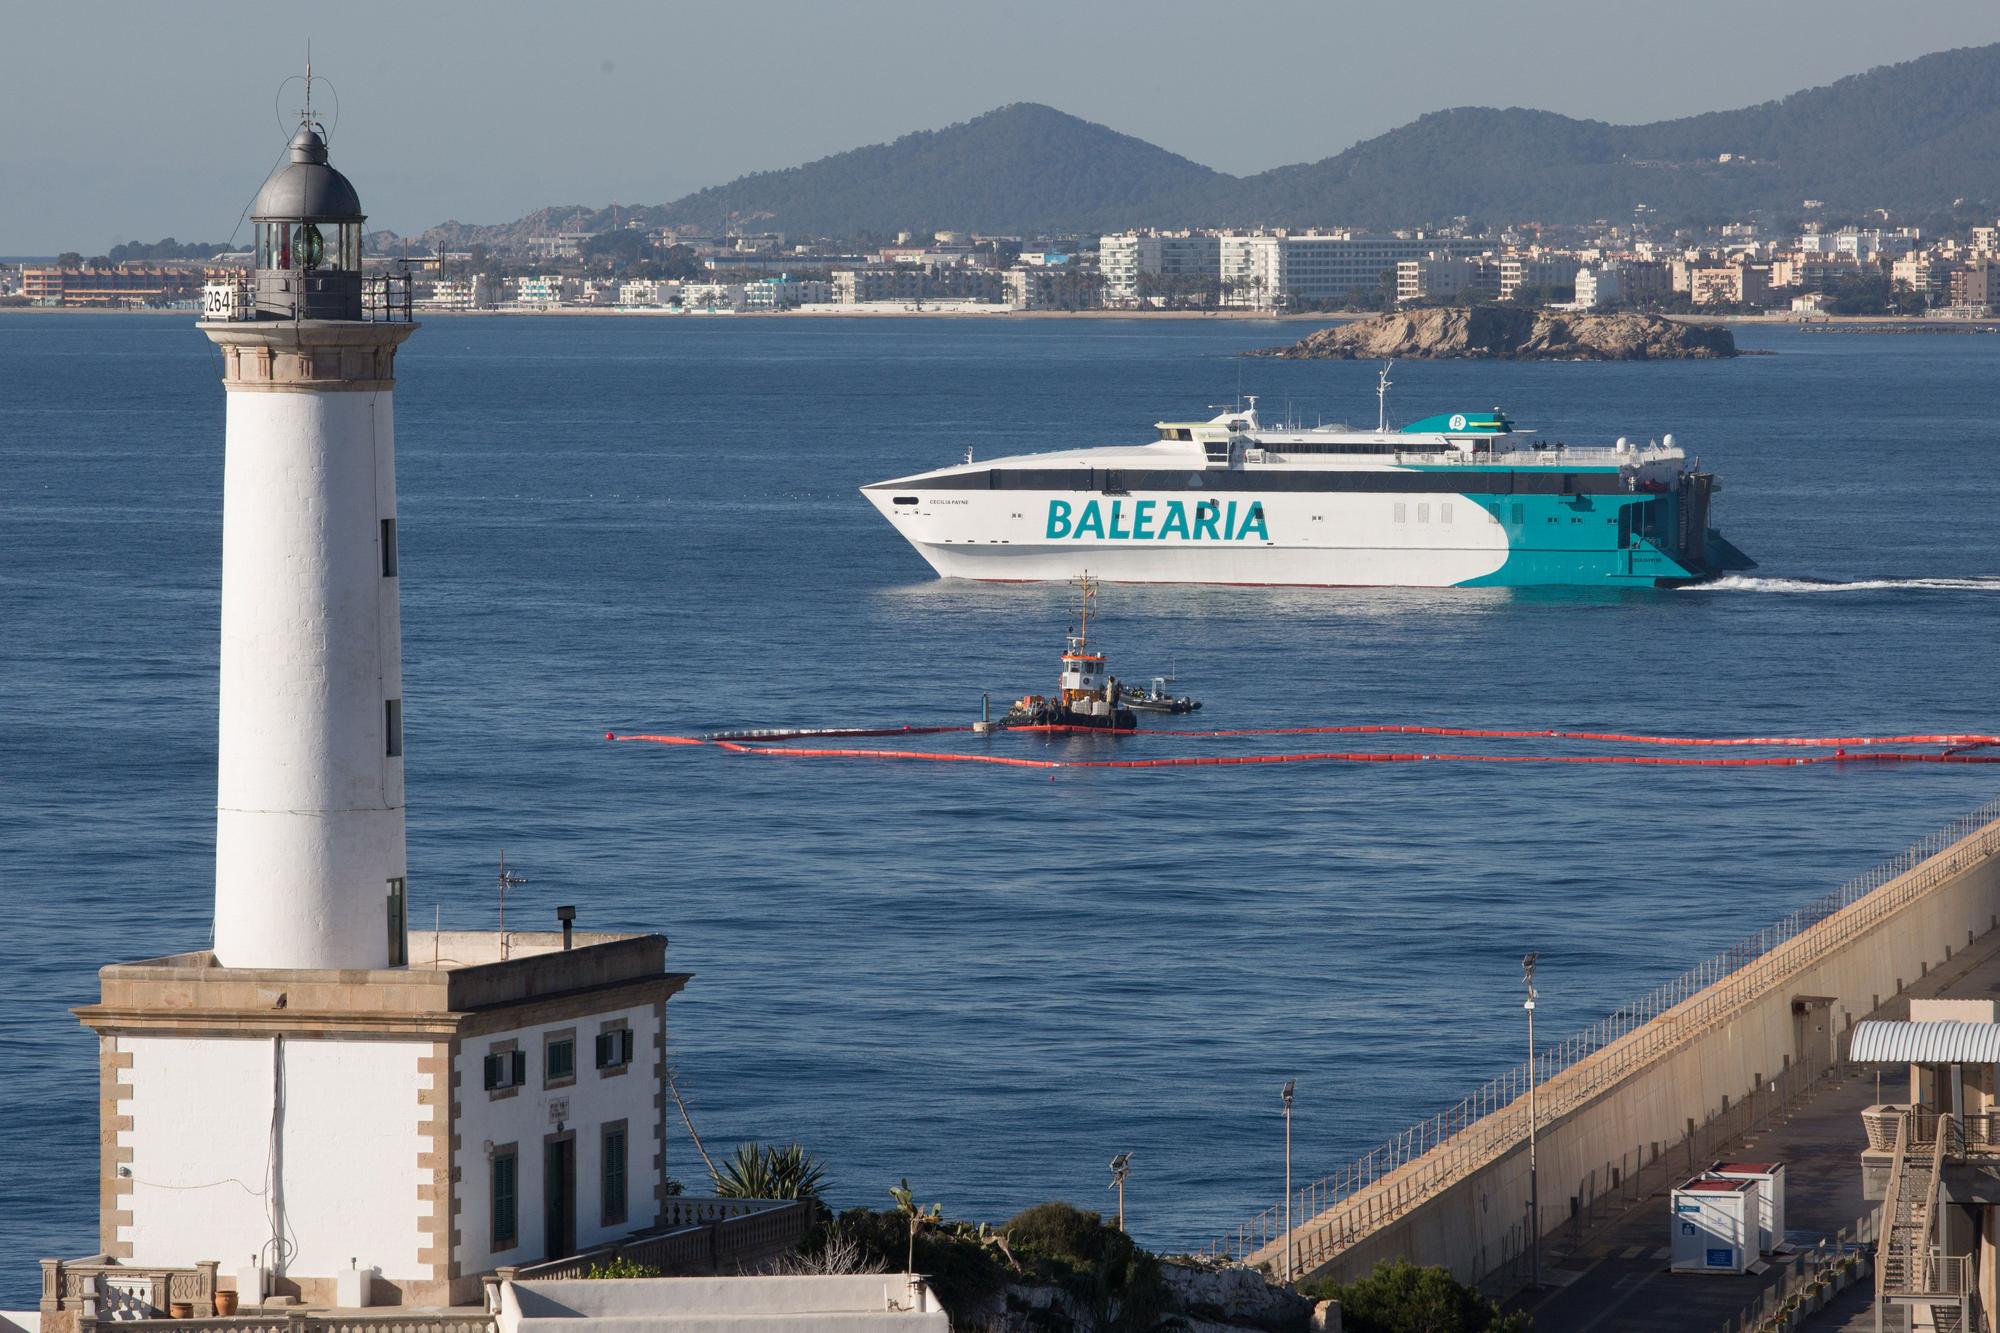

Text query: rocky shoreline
(1250, 305), (1738, 360)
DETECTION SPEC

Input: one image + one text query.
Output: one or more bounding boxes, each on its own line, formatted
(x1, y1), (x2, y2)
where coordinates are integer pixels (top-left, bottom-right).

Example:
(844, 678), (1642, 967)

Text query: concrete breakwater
(1215, 795), (2000, 1294)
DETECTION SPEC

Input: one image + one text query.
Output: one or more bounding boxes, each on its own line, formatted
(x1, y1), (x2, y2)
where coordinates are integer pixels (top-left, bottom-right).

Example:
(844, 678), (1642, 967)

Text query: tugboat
(1003, 575), (1138, 730)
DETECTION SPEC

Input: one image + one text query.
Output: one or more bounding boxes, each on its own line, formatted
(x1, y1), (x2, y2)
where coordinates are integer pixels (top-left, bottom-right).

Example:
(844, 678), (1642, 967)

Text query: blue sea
(3, 313), (1998, 1303)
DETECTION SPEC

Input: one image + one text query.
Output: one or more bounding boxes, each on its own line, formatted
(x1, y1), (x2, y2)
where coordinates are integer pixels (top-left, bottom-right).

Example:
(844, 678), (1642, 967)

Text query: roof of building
(251, 125), (363, 222)
(1850, 1019), (2000, 1063)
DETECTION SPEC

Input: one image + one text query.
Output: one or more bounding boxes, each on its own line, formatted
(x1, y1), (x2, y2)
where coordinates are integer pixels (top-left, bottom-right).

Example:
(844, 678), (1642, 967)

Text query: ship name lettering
(1045, 498), (1267, 543)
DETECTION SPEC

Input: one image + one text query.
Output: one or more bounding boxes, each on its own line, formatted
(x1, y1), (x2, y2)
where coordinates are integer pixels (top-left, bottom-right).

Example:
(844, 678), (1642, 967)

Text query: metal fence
(1209, 793), (2000, 1268)
(500, 1198), (811, 1281)
(1714, 1210), (1878, 1333)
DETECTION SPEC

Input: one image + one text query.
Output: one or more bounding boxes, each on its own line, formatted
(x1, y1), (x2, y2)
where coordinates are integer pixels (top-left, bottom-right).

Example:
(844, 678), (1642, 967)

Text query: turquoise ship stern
(1459, 487), (1755, 588)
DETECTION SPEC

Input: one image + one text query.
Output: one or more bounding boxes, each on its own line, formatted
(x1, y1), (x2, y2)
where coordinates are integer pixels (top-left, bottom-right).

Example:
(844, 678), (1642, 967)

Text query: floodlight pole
(1282, 1079), (1296, 1284)
(1524, 952), (1541, 1293)
(1108, 1152), (1133, 1232)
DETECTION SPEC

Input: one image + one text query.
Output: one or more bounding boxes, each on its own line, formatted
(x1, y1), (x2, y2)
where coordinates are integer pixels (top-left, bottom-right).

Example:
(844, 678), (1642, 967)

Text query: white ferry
(862, 379), (1753, 588)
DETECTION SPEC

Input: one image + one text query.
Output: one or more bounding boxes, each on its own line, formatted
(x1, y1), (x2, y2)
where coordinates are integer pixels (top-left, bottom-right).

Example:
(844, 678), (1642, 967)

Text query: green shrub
(714, 1142), (831, 1222)
(1001, 1202), (1168, 1333)
(1299, 1260), (1528, 1333)
(581, 1257), (661, 1279)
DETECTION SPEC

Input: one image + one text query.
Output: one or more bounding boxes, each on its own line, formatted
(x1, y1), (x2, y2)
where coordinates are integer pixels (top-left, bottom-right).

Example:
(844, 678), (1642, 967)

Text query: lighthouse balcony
(202, 272), (413, 325)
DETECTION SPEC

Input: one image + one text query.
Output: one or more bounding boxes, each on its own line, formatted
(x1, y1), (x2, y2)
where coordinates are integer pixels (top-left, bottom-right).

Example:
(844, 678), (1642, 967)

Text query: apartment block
(1099, 233), (1222, 307)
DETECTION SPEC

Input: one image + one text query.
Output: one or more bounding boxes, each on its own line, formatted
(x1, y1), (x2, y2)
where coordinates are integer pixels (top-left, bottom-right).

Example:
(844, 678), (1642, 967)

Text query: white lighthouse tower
(201, 94), (414, 969)
(46, 87), (698, 1321)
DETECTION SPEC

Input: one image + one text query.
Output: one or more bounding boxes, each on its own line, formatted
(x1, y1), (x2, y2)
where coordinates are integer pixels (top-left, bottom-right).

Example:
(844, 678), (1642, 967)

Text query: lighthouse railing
(362, 272), (414, 324)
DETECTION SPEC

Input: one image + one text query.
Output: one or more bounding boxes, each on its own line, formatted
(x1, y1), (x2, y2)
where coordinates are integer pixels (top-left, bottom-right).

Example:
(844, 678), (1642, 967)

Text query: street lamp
(1523, 951), (1540, 1293)
(1107, 1152), (1133, 1232)
(1282, 1080), (1297, 1284)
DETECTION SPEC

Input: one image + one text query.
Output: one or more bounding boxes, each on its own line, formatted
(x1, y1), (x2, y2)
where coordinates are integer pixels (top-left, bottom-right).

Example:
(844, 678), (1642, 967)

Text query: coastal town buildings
(1947, 257), (1997, 314)
(23, 264), (227, 307)
(1393, 255), (1498, 304)
(515, 274), (570, 307)
(418, 275), (494, 311)
(1689, 260), (1773, 307)
(1572, 264), (1621, 310)
(1099, 232), (1221, 307)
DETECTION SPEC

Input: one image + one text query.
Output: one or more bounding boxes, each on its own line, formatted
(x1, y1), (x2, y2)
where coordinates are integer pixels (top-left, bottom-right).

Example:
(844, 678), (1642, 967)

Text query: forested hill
(423, 43), (2000, 245)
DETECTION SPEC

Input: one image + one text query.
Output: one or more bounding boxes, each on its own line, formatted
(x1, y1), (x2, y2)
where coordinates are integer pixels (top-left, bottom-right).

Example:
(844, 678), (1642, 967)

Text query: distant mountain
(1245, 43), (2000, 229)
(656, 103), (1229, 237)
(429, 44), (2000, 245)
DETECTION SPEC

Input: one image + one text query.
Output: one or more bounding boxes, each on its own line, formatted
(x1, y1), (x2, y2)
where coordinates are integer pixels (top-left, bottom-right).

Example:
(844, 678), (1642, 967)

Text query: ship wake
(1689, 575), (2000, 593)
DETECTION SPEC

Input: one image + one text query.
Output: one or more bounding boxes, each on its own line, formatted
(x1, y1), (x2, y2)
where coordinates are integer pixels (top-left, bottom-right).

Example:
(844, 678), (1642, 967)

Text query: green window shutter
(483, 1054), (502, 1090)
(621, 1028), (634, 1064)
(510, 1050), (527, 1086)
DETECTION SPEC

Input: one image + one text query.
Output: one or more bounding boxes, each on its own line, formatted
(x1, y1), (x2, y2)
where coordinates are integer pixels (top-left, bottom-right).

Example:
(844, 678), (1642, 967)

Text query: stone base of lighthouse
(64, 932), (687, 1314)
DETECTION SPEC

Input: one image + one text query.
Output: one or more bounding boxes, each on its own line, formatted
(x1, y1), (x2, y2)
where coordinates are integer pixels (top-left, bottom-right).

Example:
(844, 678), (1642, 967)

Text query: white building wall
(214, 388), (404, 971)
(455, 1004), (664, 1274)
(122, 1034), (428, 1282)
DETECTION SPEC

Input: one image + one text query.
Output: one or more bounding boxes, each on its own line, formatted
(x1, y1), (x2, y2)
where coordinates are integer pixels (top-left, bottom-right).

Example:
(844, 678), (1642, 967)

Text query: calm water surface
(3, 314), (1998, 1301)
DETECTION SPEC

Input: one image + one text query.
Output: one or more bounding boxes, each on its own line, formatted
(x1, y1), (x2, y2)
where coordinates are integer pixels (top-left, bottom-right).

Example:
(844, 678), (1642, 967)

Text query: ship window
(1510, 503), (1525, 525)
(1417, 503), (1431, 524)
(1441, 503), (1453, 525)
(381, 518), (398, 576)
(892, 496), (919, 505)
(1393, 502), (1406, 524)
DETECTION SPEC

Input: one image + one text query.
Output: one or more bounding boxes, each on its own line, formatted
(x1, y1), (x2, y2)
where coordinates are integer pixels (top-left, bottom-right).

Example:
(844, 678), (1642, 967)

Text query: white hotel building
(1102, 231), (1490, 309)
(1099, 233), (1221, 306)
(1219, 233), (1491, 308)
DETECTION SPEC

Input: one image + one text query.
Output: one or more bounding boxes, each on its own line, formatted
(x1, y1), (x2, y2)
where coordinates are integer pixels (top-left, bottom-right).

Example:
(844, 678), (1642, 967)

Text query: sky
(5, 0), (2000, 254)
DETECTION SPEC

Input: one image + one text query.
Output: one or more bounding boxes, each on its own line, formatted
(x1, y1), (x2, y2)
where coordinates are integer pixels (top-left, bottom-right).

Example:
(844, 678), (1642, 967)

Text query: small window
(386, 876), (407, 967)
(1417, 503), (1431, 525)
(892, 496), (919, 506)
(385, 699), (403, 758)
(1440, 503), (1454, 525)
(381, 518), (398, 577)
(1393, 502), (1407, 524)
(601, 1124), (628, 1227)
(546, 1035), (576, 1086)
(484, 1048), (528, 1091)
(492, 1147), (518, 1249)
(596, 1028), (636, 1071)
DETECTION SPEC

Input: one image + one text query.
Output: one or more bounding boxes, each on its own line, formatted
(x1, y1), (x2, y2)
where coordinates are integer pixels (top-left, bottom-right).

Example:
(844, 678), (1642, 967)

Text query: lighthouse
(201, 105), (415, 969)
(52, 88), (692, 1316)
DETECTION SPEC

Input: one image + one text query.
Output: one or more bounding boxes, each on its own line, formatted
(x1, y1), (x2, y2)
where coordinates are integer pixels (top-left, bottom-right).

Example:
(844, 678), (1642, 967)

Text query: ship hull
(866, 485), (1736, 588)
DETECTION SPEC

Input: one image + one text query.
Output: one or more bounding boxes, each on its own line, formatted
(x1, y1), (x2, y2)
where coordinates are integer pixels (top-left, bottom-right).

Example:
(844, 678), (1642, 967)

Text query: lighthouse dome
(251, 125), (363, 222)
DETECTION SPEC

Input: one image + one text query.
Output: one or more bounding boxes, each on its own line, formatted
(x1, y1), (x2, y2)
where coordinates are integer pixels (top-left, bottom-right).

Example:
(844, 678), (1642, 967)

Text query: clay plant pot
(215, 1291), (240, 1317)
(169, 1303), (194, 1320)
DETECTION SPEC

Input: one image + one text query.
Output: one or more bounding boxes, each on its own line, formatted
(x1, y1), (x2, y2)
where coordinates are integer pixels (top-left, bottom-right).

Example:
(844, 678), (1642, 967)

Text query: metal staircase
(1877, 1111), (1973, 1333)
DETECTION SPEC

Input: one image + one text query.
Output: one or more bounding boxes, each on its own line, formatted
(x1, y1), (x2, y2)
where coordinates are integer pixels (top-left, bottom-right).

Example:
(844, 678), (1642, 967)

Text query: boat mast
(1376, 360), (1394, 433)
(1071, 571), (1098, 653)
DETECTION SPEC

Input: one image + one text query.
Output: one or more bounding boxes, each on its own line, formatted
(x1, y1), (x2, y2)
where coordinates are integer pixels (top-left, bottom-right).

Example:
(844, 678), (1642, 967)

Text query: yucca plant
(712, 1141), (829, 1206)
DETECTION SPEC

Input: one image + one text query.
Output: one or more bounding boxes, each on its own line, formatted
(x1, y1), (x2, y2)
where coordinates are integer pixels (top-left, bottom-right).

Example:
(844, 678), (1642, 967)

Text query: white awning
(1851, 1020), (2000, 1064)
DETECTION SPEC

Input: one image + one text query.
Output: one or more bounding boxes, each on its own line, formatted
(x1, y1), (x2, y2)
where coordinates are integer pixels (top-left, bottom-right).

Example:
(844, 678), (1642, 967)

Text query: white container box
(1670, 1176), (1756, 1274)
(1710, 1160), (1787, 1253)
(334, 1263), (376, 1308)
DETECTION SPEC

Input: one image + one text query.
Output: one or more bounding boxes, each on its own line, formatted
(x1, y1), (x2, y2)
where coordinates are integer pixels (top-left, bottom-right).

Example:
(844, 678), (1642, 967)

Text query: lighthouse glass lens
(294, 223), (326, 270)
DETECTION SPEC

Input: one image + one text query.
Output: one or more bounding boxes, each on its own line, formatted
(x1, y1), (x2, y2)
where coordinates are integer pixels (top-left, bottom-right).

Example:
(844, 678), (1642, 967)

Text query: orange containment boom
(604, 726), (2000, 774)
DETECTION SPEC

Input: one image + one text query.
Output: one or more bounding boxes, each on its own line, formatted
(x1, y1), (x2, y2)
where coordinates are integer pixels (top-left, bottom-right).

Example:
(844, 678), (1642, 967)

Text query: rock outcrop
(1253, 305), (1736, 360)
